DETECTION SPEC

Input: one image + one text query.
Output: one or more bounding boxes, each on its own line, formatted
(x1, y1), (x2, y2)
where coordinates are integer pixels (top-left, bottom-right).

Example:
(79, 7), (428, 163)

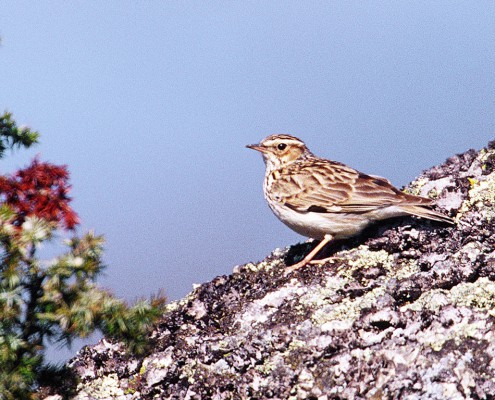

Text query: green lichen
(480, 148), (495, 174)
(401, 278), (495, 314)
(450, 279), (495, 314)
(400, 278), (494, 351)
(344, 247), (393, 274)
(468, 175), (495, 206)
(401, 290), (450, 312)
(311, 287), (386, 326)
(478, 148), (493, 170)
(177, 359), (208, 385)
(394, 259), (420, 280)
(337, 246), (418, 280)
(400, 277), (495, 357)
(300, 247), (420, 327)
(248, 258), (283, 272)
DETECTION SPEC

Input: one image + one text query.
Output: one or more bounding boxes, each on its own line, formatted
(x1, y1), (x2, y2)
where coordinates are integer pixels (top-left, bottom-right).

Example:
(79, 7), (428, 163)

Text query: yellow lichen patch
(468, 177), (479, 187)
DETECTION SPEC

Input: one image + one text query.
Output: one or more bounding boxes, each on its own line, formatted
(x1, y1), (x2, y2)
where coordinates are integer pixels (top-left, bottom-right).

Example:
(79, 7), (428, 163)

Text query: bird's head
(246, 134), (311, 169)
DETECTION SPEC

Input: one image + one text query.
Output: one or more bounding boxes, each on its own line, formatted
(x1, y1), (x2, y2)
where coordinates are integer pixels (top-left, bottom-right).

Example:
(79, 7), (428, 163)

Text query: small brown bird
(247, 134), (453, 274)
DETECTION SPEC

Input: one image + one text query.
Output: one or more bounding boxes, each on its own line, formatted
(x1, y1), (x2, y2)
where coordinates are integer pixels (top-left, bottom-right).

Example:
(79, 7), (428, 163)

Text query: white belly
(267, 200), (412, 240)
(267, 202), (371, 240)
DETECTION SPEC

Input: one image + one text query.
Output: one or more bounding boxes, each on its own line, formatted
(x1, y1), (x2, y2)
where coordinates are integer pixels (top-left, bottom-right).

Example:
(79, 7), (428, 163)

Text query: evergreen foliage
(0, 112), (39, 157)
(0, 112), (167, 399)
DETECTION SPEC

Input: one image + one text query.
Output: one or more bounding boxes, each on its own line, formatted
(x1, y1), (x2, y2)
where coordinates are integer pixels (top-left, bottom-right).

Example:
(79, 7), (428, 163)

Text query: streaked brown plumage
(247, 134), (453, 273)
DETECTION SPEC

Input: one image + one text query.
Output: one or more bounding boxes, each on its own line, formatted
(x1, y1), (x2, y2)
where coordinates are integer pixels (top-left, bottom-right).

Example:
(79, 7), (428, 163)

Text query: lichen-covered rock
(45, 142), (495, 399)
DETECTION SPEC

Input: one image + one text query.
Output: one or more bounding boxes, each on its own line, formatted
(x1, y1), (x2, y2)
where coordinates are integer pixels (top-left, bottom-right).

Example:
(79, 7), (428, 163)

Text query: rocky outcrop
(46, 142), (495, 400)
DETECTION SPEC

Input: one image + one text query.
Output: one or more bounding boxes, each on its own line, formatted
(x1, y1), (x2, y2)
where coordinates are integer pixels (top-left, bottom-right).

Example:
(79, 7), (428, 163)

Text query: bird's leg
(284, 234), (333, 275)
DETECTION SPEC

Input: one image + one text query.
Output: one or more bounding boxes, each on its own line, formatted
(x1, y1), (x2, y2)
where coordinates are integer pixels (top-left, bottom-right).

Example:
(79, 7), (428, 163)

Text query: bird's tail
(400, 205), (454, 225)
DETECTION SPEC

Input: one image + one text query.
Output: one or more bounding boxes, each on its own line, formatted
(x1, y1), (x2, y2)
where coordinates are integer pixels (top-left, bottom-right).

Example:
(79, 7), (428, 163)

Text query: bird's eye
(277, 143), (287, 151)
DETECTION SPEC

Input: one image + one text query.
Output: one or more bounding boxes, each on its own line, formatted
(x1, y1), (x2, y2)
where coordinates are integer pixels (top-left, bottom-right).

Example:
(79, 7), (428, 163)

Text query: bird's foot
(284, 234), (333, 276)
(283, 259), (310, 276)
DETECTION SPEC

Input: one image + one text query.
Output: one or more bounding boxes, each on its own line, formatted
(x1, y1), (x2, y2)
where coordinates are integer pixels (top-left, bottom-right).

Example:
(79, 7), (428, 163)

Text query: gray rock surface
(45, 142), (495, 399)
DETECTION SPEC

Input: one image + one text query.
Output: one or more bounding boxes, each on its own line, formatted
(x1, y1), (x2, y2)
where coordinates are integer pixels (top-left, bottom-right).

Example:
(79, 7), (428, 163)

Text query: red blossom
(0, 158), (79, 230)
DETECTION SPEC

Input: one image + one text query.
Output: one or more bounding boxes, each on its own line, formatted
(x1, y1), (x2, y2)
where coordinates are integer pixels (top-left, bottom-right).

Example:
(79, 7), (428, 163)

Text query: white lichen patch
(459, 241), (483, 263)
(75, 373), (125, 400)
(234, 282), (302, 332)
(397, 277), (495, 350)
(404, 177), (430, 196)
(141, 348), (175, 386)
(145, 349), (174, 370)
(419, 317), (488, 352)
(419, 177), (454, 199)
(299, 284), (344, 308)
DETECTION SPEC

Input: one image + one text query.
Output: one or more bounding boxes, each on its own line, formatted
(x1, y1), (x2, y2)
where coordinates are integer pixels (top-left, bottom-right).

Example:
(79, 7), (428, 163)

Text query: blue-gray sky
(1, 2), (494, 360)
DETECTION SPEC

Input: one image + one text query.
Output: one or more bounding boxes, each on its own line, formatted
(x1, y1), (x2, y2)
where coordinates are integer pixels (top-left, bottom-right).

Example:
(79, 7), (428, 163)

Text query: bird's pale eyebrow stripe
(264, 139), (303, 147)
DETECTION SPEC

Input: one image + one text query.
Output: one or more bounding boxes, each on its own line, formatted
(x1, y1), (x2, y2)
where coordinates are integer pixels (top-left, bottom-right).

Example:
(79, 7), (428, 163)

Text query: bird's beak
(246, 143), (267, 153)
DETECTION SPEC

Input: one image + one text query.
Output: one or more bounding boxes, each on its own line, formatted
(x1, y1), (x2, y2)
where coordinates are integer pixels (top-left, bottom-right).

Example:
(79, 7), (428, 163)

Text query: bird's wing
(339, 172), (432, 212)
(272, 161), (432, 213)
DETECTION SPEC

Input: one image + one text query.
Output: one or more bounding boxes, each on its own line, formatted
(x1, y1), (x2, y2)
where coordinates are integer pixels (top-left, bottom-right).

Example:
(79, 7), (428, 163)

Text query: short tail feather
(400, 205), (454, 225)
